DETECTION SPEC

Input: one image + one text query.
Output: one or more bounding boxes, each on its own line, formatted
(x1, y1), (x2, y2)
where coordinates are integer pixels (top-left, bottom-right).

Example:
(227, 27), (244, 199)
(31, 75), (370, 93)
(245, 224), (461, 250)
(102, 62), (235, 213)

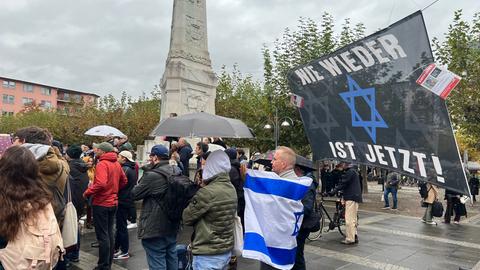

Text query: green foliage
(0, 91), (161, 148)
(260, 13), (364, 155)
(215, 66), (273, 153)
(433, 10), (480, 158)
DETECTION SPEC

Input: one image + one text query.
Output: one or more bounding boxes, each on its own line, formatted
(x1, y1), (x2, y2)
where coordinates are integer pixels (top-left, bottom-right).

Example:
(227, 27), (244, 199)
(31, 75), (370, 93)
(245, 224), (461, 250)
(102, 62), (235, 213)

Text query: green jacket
(183, 172), (237, 255)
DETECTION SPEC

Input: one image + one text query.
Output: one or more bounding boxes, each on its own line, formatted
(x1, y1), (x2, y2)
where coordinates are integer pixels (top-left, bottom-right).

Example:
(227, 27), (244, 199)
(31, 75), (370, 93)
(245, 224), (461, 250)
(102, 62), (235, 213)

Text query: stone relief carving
(185, 87), (210, 112)
(185, 15), (205, 47)
(169, 49), (211, 65)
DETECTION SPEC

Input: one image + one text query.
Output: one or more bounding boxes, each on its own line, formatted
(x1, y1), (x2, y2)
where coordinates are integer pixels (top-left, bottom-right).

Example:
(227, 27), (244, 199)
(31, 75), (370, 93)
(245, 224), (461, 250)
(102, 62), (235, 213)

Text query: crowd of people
(0, 125), (476, 270)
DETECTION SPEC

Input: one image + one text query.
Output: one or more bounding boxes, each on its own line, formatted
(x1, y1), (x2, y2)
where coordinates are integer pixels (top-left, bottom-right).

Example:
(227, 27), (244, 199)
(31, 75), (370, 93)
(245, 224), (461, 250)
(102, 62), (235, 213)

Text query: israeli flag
(242, 170), (312, 270)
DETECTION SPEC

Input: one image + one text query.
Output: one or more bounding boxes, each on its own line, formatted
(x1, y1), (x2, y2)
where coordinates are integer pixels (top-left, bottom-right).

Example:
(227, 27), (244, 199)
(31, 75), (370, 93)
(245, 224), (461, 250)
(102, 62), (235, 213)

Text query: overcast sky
(0, 0), (478, 98)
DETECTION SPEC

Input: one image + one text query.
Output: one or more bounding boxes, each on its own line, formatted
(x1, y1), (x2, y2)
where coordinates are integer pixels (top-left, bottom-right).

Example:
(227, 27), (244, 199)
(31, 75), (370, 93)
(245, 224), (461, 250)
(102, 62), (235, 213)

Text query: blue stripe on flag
(244, 232), (296, 266)
(244, 174), (309, 200)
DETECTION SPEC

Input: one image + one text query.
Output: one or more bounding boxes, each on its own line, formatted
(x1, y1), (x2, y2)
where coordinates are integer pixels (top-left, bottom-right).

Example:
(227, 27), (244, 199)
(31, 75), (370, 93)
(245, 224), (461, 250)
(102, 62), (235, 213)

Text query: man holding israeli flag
(242, 146), (313, 270)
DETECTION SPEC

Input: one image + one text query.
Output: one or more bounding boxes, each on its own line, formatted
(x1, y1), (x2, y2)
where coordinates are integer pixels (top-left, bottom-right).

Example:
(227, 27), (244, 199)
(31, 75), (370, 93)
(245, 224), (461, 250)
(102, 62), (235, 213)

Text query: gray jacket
(132, 160), (179, 239)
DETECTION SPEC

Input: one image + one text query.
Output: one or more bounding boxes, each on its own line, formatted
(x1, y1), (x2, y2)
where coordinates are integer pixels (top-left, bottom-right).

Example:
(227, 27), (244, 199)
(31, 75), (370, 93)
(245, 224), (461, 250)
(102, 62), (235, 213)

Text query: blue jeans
(384, 187), (398, 209)
(193, 251), (231, 270)
(142, 235), (178, 270)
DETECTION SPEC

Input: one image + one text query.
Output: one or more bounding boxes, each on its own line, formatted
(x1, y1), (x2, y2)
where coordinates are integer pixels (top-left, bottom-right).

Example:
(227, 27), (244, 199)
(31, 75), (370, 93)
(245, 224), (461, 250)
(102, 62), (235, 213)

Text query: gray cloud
(0, 0), (478, 98)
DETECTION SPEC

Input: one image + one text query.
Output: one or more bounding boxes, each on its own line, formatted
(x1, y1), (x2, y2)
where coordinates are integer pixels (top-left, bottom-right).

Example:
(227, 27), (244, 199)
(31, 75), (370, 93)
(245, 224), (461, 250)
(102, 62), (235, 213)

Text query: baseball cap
(148, 144), (169, 158)
(93, 142), (114, 152)
(119, 150), (134, 162)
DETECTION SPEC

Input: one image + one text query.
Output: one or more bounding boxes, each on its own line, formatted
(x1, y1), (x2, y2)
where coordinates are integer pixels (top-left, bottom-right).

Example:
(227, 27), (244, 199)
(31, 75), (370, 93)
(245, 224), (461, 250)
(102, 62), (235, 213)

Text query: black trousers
(115, 205), (129, 253)
(128, 202), (137, 223)
(292, 229), (310, 270)
(444, 196), (461, 223)
(93, 205), (117, 270)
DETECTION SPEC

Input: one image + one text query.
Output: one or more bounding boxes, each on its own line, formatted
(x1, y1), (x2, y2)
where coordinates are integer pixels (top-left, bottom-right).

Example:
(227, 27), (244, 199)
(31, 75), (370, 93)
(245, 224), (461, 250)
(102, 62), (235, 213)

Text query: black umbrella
(295, 155), (316, 172)
(150, 112), (254, 138)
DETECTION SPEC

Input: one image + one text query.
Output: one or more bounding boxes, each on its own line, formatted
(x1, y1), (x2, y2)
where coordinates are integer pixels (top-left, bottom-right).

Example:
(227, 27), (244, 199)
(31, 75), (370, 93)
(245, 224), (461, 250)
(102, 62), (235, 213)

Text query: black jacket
(334, 167), (362, 203)
(132, 161), (179, 239)
(301, 179), (318, 230)
(179, 144), (193, 177)
(229, 159), (245, 217)
(68, 159), (90, 218)
(118, 160), (138, 207)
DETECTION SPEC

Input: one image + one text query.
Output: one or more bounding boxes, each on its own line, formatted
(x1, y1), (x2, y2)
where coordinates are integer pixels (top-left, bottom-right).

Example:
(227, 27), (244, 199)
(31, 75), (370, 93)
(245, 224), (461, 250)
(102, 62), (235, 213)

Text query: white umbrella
(85, 125), (125, 137)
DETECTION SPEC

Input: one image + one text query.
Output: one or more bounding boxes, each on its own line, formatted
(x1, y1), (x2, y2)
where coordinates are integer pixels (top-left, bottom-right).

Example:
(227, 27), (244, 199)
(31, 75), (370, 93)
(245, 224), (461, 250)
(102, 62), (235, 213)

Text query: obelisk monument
(159, 0), (217, 120)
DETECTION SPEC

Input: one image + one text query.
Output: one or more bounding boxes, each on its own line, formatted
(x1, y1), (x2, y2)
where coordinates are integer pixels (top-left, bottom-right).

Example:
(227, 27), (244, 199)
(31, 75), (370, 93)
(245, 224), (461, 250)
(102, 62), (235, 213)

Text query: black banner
(287, 11), (470, 195)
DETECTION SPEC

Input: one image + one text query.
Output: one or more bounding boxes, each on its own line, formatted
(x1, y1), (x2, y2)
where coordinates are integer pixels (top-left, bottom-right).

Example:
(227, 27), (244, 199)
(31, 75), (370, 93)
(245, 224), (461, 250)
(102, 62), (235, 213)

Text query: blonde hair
(276, 146), (296, 169)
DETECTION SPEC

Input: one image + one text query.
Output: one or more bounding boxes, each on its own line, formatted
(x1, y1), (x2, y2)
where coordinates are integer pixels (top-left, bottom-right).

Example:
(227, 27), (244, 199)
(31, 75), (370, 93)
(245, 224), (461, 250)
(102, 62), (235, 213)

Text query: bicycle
(307, 193), (346, 241)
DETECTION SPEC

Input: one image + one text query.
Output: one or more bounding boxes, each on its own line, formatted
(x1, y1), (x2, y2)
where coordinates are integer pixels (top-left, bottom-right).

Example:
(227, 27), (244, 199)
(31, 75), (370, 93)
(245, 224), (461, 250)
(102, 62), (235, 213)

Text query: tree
(0, 90), (161, 148)
(215, 66), (273, 153)
(262, 13), (364, 155)
(433, 10), (480, 159)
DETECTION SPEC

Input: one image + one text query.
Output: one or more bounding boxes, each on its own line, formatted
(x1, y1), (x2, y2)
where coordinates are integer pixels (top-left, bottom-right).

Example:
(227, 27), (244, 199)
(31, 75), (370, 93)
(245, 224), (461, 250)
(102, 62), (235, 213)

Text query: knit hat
(66, 144), (83, 159)
(224, 148), (237, 160)
(93, 142), (114, 152)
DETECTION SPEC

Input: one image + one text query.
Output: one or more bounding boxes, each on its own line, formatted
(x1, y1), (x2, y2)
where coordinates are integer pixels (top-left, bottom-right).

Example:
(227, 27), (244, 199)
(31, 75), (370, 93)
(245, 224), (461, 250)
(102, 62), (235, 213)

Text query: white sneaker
(127, 223), (137, 229)
(113, 250), (123, 257)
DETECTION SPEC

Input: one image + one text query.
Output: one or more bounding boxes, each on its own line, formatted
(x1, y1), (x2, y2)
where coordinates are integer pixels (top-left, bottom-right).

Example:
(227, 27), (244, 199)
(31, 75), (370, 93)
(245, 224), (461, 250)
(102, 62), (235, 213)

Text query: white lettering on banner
(377, 34), (407, 59)
(383, 146), (398, 168)
(330, 141), (356, 160)
(328, 141), (445, 182)
(398, 149), (415, 174)
(351, 46), (375, 67)
(294, 34), (408, 85)
(364, 40), (390, 63)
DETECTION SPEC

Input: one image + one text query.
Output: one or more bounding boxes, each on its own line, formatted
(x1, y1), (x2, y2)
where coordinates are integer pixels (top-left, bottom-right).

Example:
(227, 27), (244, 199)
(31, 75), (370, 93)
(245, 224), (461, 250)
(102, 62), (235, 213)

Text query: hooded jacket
(23, 143), (70, 224)
(68, 158), (90, 218)
(83, 152), (128, 207)
(118, 160), (138, 207)
(183, 150), (237, 255)
(178, 143), (193, 177)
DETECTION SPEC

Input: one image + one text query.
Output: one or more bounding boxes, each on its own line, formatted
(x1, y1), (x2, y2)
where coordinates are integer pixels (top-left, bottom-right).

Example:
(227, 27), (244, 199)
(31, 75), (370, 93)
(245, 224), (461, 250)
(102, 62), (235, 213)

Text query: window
(2, 94), (14, 104)
(63, 93), (70, 100)
(40, 100), (52, 109)
(23, 84), (34, 92)
(2, 80), (15, 89)
(22, 97), (34, 105)
(41, 87), (52, 96)
(73, 94), (81, 102)
(1, 111), (13, 116)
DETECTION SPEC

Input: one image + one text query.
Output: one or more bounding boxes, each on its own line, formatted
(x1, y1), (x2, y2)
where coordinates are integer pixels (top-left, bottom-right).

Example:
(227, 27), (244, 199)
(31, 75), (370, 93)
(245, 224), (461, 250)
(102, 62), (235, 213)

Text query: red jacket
(84, 152), (127, 207)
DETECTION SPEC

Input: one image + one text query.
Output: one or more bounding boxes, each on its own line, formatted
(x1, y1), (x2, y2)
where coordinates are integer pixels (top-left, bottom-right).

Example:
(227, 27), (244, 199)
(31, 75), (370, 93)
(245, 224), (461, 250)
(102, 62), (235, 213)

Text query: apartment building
(0, 76), (99, 115)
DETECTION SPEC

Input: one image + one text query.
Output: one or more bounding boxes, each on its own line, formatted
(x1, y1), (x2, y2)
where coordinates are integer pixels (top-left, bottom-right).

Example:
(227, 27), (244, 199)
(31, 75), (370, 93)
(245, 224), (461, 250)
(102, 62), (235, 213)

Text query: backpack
(151, 168), (199, 223)
(418, 182), (429, 199)
(0, 204), (64, 270)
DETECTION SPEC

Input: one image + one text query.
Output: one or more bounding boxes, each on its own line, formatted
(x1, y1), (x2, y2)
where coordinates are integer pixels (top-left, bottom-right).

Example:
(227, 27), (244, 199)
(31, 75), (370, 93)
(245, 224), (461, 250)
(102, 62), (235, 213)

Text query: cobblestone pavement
(73, 182), (480, 270)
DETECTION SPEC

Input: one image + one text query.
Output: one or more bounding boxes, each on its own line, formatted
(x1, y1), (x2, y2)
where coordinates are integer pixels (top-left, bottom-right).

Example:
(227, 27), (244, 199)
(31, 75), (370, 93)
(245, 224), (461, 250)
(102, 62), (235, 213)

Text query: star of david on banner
(339, 76), (388, 144)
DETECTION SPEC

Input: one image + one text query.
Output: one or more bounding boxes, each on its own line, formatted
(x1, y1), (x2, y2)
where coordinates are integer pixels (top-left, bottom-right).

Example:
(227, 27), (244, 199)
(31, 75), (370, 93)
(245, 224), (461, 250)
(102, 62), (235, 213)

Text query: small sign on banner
(290, 94), (305, 108)
(416, 63), (461, 99)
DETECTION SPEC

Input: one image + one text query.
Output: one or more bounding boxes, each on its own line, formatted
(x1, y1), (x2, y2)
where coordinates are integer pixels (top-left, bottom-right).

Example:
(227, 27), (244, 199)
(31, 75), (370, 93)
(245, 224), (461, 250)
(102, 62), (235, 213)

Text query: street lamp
(264, 107), (293, 149)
